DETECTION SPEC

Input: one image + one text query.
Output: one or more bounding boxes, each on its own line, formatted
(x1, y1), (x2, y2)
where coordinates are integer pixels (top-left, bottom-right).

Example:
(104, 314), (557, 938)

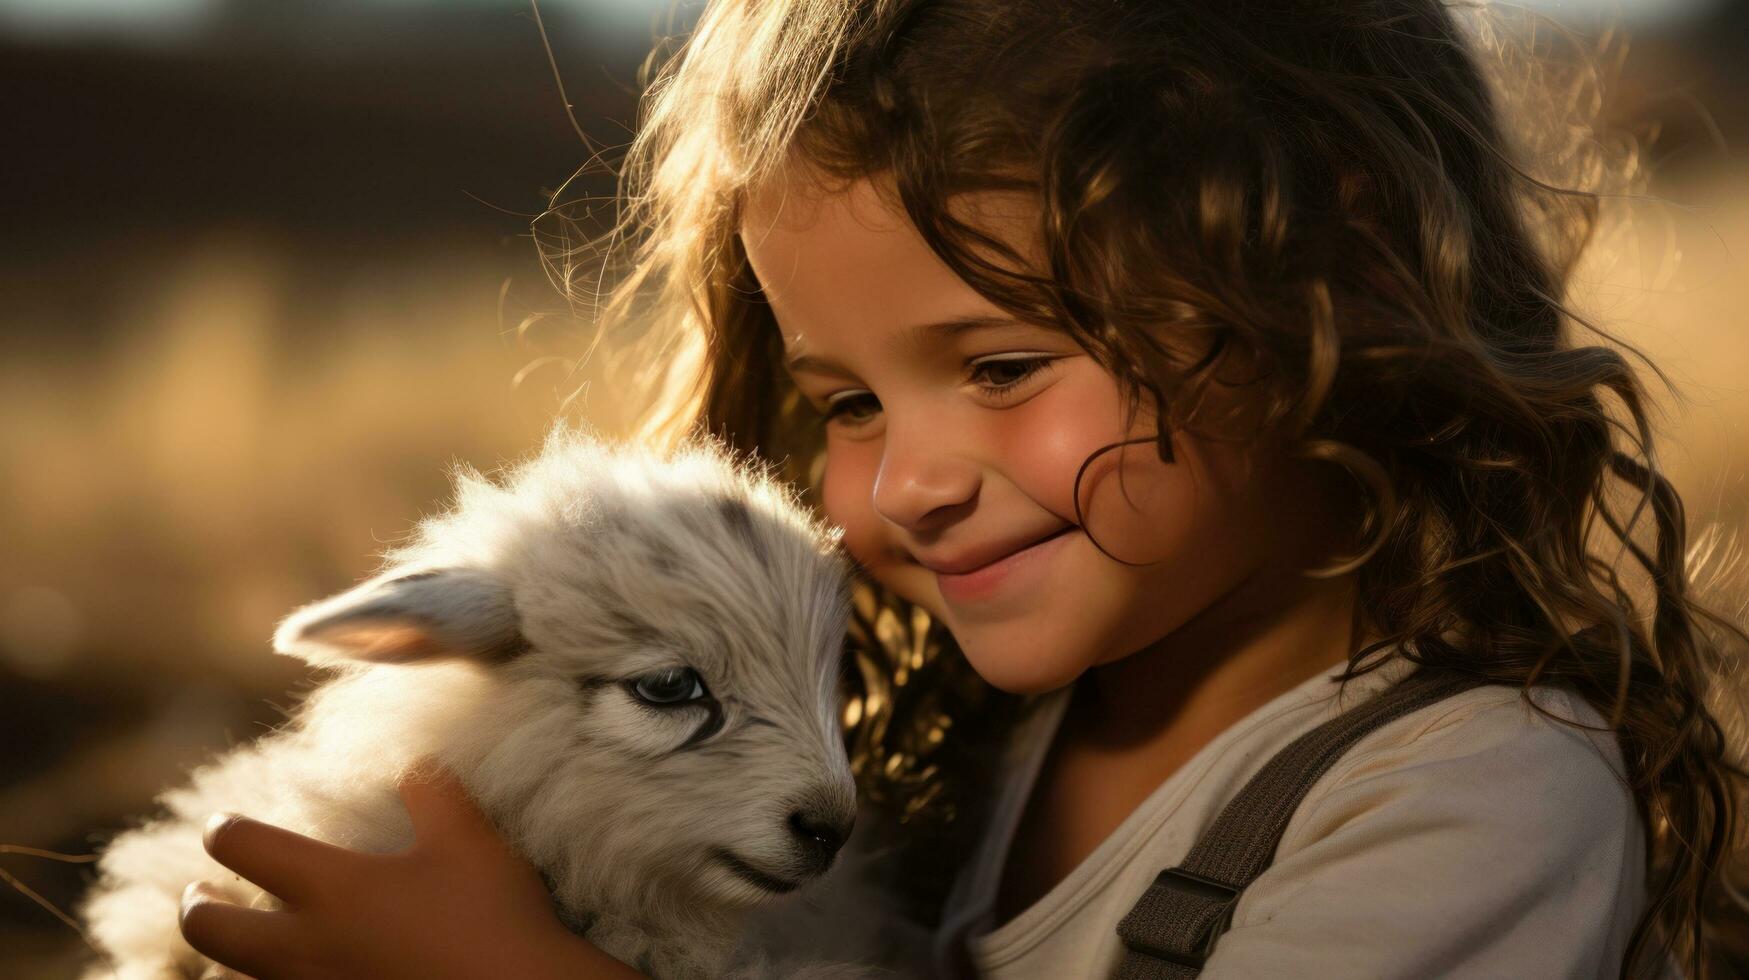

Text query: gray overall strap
(1113, 666), (1494, 979)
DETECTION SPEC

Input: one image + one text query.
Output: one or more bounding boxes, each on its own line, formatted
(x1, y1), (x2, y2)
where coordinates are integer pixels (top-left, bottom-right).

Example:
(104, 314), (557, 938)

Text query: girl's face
(740, 172), (1333, 695)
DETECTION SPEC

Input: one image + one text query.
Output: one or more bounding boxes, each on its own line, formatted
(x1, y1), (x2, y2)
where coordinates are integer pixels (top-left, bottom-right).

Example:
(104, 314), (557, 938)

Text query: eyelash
(818, 355), (1055, 427)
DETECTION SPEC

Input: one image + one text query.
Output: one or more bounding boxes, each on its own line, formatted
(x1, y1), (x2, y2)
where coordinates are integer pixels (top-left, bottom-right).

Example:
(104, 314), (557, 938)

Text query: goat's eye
(628, 667), (707, 706)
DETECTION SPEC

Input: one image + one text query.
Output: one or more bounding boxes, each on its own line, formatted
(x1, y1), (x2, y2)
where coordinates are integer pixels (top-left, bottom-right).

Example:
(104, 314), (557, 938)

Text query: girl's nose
(871, 420), (979, 530)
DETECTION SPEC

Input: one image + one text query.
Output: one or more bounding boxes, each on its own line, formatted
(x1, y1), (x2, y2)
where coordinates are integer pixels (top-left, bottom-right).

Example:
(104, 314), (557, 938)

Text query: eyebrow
(782, 315), (1025, 376)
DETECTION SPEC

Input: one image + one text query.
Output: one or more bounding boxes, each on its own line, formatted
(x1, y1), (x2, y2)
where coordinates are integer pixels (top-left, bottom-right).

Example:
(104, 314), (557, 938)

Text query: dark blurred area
(0, 0), (1745, 976)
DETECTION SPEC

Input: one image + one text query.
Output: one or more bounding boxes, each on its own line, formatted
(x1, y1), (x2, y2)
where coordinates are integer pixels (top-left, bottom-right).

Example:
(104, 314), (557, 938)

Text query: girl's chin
(867, 566), (1087, 694)
(957, 633), (1087, 695)
(966, 659), (1081, 696)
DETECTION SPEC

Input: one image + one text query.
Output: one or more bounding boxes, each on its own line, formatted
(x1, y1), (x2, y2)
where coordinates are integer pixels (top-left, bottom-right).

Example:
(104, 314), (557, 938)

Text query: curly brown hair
(535, 0), (1749, 975)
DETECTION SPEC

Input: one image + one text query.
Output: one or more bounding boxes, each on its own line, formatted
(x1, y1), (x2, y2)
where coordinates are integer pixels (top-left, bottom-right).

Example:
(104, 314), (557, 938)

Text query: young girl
(177, 0), (1748, 977)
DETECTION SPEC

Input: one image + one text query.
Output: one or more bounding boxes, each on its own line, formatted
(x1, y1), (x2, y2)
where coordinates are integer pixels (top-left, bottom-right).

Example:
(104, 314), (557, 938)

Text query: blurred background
(0, 0), (1744, 976)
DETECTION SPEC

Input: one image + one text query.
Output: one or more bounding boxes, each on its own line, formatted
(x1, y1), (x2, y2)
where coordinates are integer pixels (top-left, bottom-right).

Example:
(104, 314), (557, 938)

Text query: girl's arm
(178, 767), (646, 980)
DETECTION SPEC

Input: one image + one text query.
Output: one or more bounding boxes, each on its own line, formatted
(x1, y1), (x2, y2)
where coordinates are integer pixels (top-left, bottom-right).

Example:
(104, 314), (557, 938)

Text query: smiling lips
(915, 526), (1075, 576)
(922, 526), (1077, 604)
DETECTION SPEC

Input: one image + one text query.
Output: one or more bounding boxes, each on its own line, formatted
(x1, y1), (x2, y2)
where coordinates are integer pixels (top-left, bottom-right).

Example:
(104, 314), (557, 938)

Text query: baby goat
(79, 427), (863, 979)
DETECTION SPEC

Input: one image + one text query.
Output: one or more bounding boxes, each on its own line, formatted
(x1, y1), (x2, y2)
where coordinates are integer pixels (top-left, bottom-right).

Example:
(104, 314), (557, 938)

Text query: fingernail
(181, 880), (216, 913)
(203, 812), (239, 838)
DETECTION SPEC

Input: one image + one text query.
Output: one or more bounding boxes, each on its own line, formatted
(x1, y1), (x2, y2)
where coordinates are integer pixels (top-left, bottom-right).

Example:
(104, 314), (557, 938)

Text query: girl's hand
(178, 764), (645, 980)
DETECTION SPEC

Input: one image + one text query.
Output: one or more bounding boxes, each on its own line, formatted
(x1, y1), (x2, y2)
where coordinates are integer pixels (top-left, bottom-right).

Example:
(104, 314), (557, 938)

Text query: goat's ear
(272, 567), (527, 668)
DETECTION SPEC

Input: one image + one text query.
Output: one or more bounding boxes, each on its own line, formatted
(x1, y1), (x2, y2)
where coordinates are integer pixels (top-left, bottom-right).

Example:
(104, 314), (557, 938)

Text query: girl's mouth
(934, 526), (1076, 605)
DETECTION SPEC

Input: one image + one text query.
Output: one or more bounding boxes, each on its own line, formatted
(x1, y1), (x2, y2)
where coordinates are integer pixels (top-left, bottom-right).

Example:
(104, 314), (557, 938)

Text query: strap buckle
(1116, 866), (1242, 969)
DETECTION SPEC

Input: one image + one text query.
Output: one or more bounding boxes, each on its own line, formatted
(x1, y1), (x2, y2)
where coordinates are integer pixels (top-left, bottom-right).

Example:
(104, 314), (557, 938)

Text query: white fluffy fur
(78, 425), (878, 979)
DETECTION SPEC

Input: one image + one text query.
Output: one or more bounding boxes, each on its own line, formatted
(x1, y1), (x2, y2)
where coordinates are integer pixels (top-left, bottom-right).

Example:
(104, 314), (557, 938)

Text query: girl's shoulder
(1220, 679), (1647, 978)
(1285, 678), (1632, 851)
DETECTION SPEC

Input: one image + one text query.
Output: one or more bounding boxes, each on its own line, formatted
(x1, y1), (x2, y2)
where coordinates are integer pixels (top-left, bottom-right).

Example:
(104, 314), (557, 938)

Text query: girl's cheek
(819, 439), (887, 568)
(997, 365), (1140, 518)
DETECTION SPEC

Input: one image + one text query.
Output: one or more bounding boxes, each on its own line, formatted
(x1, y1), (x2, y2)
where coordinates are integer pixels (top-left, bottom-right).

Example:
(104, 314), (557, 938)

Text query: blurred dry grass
(1570, 167), (1749, 540)
(0, 235), (566, 686)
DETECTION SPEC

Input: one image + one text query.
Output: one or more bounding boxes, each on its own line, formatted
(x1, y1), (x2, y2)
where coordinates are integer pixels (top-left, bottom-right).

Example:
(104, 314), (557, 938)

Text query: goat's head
(271, 425), (858, 918)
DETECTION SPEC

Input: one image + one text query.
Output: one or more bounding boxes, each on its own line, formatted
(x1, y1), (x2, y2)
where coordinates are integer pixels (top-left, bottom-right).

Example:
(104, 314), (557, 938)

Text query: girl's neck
(1073, 564), (1361, 751)
(988, 563), (1364, 926)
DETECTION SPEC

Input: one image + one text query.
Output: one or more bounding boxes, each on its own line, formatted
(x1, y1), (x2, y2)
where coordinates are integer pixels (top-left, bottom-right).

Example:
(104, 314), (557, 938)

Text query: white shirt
(932, 655), (1657, 979)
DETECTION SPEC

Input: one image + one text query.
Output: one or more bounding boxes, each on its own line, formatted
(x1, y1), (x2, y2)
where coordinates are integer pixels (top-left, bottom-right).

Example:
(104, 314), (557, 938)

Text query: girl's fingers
(396, 763), (496, 848)
(202, 812), (358, 905)
(180, 881), (301, 979)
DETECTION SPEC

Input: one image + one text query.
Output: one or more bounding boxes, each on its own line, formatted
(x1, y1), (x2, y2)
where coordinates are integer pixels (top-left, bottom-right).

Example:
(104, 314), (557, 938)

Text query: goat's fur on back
(79, 425), (870, 979)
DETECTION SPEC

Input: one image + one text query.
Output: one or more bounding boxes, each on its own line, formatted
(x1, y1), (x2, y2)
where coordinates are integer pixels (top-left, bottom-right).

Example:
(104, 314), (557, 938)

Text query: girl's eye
(628, 667), (708, 706)
(813, 354), (1056, 429)
(821, 391), (881, 427)
(969, 355), (1055, 398)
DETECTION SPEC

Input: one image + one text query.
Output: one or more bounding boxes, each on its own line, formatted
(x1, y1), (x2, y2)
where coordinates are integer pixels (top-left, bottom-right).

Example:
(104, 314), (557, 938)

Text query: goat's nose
(787, 808), (853, 858)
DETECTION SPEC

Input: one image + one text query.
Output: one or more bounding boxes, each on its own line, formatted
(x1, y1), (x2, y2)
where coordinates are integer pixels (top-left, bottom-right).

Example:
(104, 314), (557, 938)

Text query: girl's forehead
(740, 173), (1045, 356)
(740, 166), (1038, 250)
(745, 194), (1023, 366)
(739, 170), (901, 242)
